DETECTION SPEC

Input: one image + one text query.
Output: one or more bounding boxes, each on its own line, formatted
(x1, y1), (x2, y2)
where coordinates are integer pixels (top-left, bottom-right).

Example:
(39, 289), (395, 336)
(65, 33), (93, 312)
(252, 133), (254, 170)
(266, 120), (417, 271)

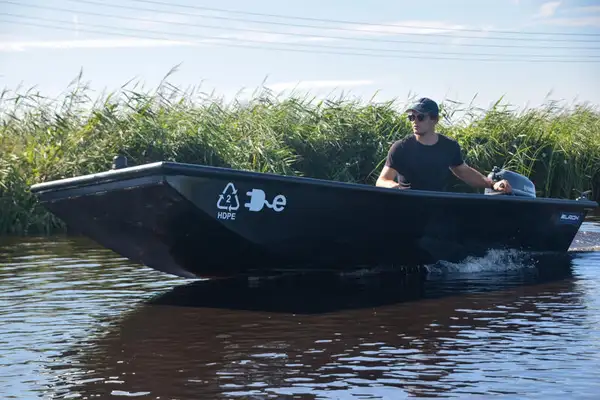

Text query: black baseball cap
(406, 97), (439, 117)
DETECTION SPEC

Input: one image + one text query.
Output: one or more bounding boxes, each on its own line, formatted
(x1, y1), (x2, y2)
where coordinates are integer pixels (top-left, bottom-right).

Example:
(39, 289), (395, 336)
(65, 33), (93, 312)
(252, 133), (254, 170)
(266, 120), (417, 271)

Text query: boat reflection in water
(48, 250), (590, 399)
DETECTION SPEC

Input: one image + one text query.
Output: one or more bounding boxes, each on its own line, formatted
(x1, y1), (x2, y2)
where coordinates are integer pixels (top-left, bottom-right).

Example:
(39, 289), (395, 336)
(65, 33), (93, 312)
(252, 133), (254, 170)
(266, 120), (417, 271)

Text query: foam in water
(424, 248), (537, 275)
(330, 248), (541, 280)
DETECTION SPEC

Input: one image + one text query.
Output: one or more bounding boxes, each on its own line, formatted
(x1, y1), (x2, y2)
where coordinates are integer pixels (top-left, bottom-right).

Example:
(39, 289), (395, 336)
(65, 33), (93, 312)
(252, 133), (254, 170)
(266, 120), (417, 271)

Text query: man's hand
(492, 179), (512, 193)
(381, 181), (411, 189)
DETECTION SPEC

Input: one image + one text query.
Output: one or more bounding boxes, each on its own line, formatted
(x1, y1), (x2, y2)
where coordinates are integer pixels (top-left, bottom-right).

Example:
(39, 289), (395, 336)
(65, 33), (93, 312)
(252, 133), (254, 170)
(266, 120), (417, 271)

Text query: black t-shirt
(385, 134), (464, 192)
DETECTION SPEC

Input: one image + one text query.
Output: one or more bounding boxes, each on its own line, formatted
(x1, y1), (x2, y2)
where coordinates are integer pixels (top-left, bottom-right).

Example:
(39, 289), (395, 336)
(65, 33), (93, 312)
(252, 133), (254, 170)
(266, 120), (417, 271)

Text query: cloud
(450, 24), (493, 46)
(216, 32), (317, 44)
(0, 38), (198, 52)
(535, 1), (561, 18)
(0, 18), (495, 54)
(126, 14), (200, 31)
(212, 20), (487, 48)
(529, 2), (600, 26)
(351, 20), (468, 36)
(266, 80), (374, 92)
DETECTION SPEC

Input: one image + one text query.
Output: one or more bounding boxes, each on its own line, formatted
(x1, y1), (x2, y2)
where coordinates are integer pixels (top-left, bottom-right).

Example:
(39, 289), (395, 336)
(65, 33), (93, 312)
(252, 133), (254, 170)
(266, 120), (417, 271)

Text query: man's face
(408, 111), (436, 135)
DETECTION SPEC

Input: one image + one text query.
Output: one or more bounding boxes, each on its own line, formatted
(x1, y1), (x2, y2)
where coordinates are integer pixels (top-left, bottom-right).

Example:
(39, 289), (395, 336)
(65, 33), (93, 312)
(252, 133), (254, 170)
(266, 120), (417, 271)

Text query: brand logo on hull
(558, 212), (581, 224)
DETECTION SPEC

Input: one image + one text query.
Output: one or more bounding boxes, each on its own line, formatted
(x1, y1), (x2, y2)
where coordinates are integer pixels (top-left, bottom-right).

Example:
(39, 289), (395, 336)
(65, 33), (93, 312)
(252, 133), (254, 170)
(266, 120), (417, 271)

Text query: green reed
(1, 73), (599, 235)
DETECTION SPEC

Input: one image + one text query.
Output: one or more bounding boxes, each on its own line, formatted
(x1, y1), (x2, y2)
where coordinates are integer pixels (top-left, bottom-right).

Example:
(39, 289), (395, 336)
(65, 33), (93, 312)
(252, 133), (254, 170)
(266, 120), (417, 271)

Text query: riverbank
(1, 80), (599, 235)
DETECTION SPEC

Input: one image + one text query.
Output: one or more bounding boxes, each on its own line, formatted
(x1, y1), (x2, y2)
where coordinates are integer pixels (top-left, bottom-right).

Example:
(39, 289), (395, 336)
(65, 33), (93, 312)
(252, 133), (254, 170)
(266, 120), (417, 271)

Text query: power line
(121, 0), (600, 38)
(3, 12), (599, 61)
(3, 1), (600, 51)
(11, 0), (600, 44)
(2, 17), (598, 63)
(0, 12), (600, 58)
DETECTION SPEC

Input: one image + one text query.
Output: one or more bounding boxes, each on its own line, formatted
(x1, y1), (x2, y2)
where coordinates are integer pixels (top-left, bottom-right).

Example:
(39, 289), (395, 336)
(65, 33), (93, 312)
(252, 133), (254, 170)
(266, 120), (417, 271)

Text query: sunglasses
(408, 114), (426, 122)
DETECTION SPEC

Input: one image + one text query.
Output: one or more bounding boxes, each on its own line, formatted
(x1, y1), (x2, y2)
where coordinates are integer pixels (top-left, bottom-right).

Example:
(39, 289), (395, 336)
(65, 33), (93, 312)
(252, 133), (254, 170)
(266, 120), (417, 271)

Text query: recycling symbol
(217, 182), (240, 212)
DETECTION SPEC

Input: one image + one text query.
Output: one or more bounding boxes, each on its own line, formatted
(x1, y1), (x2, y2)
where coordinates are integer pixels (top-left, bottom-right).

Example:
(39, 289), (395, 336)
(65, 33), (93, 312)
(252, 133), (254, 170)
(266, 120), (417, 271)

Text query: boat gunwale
(30, 160), (599, 209)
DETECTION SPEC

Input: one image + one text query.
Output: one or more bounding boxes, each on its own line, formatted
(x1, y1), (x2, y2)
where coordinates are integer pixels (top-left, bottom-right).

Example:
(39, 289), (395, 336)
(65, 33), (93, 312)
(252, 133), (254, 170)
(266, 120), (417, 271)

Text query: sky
(1, 0), (599, 111)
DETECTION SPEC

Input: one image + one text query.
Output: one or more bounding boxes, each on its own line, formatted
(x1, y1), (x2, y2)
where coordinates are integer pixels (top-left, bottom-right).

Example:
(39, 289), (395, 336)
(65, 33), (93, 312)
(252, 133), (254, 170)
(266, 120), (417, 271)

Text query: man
(376, 97), (512, 194)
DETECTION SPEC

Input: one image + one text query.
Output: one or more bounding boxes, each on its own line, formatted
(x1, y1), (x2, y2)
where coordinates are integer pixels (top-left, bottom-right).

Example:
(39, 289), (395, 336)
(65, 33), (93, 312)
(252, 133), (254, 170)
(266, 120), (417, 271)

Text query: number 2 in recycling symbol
(217, 183), (240, 211)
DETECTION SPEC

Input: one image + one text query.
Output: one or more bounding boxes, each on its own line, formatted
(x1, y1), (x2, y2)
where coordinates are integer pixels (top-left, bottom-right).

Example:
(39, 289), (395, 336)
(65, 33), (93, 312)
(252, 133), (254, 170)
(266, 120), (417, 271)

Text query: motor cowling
(484, 166), (536, 198)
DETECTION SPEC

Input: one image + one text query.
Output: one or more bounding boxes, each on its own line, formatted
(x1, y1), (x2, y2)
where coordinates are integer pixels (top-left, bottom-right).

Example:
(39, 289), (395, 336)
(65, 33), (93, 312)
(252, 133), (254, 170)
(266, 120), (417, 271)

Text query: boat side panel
(166, 173), (592, 269)
(166, 174), (431, 267)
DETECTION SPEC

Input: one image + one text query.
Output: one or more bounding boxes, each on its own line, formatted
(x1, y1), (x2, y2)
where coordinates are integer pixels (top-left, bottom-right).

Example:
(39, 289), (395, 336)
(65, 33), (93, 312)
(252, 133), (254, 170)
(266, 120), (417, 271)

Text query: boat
(29, 157), (598, 279)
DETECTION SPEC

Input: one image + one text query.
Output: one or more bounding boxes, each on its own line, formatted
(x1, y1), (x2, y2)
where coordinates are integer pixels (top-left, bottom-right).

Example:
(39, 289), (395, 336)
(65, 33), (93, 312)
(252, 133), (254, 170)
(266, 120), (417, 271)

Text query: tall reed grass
(1, 73), (599, 235)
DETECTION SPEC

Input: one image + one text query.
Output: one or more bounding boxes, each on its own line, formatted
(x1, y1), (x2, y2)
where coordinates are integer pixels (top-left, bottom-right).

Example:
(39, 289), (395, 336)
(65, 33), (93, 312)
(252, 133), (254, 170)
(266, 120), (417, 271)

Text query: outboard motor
(484, 166), (536, 198)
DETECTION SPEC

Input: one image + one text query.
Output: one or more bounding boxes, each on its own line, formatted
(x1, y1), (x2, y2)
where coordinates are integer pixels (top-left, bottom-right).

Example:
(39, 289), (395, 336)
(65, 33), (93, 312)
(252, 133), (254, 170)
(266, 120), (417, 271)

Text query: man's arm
(450, 163), (494, 189)
(376, 166), (410, 189)
(450, 163), (512, 193)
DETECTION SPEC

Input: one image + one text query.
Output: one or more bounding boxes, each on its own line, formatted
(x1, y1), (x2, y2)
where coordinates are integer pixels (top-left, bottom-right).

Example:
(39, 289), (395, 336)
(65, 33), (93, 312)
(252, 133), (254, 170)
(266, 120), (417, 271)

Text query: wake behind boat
(29, 158), (598, 278)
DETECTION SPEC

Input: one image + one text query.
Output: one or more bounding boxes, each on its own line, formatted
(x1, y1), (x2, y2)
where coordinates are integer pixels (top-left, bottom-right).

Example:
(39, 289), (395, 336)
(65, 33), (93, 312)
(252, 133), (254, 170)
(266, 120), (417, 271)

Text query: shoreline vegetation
(1, 74), (599, 235)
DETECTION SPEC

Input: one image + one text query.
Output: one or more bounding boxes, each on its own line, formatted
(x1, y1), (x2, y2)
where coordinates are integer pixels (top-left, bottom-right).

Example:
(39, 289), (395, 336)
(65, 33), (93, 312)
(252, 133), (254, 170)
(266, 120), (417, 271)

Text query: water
(1, 221), (600, 399)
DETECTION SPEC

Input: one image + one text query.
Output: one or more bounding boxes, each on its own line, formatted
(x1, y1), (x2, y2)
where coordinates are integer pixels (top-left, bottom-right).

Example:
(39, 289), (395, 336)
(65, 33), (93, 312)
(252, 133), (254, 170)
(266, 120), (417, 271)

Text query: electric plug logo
(245, 188), (287, 212)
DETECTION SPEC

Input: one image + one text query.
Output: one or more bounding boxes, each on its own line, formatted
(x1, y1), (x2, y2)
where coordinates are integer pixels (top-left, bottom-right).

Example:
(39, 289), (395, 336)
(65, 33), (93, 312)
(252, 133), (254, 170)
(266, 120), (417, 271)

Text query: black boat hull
(30, 162), (598, 278)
